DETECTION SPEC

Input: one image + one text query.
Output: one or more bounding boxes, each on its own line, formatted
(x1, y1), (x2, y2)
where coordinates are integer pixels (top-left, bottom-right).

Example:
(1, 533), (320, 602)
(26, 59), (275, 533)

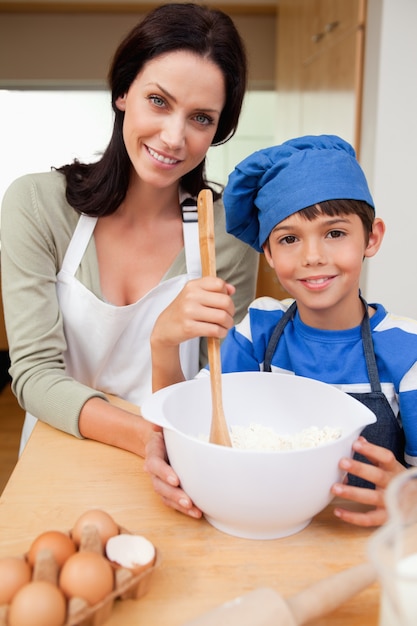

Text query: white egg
(106, 534), (155, 572)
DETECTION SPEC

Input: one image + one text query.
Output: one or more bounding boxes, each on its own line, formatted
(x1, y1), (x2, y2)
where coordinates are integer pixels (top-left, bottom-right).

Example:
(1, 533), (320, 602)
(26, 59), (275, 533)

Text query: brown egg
(0, 556), (32, 604)
(27, 530), (76, 568)
(59, 551), (114, 605)
(8, 580), (66, 626)
(71, 509), (119, 548)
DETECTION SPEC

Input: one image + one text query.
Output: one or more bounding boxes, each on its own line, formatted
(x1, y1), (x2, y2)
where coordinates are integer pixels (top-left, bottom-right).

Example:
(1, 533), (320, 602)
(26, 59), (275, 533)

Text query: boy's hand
(144, 428), (202, 519)
(331, 436), (405, 527)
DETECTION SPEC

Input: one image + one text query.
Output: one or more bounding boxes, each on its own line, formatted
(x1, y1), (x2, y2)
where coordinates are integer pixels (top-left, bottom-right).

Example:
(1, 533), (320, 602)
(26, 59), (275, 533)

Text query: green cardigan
(1, 171), (258, 437)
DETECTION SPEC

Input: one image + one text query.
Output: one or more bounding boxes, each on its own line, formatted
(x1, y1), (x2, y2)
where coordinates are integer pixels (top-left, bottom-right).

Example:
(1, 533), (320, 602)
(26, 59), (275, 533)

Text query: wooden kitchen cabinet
(275, 0), (365, 147)
(256, 0), (366, 300)
(301, 0), (360, 78)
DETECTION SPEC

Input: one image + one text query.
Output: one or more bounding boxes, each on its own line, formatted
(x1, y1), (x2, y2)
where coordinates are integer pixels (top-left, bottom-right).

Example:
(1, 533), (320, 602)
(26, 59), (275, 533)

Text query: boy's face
(262, 210), (385, 329)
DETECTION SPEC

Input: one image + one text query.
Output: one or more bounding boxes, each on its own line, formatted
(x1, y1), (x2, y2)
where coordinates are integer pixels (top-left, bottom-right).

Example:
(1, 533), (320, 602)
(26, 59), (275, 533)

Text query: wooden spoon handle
(197, 189), (232, 447)
(198, 189), (217, 277)
(207, 338), (231, 445)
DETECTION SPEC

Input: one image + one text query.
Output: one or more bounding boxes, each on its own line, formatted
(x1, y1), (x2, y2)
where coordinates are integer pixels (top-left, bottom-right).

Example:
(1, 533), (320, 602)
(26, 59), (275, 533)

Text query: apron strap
(264, 295), (382, 393)
(359, 294), (382, 393)
(263, 301), (297, 372)
(181, 197), (202, 276)
(61, 198), (201, 276)
(62, 200), (201, 279)
(61, 214), (97, 276)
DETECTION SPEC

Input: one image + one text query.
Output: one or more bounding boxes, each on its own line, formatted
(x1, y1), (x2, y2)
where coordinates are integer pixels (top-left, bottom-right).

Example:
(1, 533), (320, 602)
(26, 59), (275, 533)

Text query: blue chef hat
(223, 134), (375, 253)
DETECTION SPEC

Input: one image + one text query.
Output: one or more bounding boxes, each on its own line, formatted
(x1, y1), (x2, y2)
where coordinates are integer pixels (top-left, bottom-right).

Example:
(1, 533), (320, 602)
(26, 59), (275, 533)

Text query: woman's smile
(146, 145), (182, 166)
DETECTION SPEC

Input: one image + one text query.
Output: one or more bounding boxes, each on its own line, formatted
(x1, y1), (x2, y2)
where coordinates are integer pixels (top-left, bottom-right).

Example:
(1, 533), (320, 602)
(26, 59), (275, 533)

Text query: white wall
(207, 91), (278, 185)
(0, 91), (114, 204)
(0, 90), (276, 207)
(360, 0), (417, 318)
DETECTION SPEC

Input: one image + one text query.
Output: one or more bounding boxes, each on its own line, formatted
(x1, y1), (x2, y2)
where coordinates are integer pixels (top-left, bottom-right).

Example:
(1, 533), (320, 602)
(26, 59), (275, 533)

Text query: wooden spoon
(197, 189), (232, 447)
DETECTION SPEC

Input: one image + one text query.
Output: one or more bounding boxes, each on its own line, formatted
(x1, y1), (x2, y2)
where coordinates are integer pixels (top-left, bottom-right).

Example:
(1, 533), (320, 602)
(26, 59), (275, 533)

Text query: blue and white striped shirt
(200, 297), (417, 466)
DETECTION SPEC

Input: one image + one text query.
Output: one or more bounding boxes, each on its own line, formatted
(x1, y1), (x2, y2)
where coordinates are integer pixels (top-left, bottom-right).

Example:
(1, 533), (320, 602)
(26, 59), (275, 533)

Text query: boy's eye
(280, 235), (297, 245)
(327, 230), (345, 239)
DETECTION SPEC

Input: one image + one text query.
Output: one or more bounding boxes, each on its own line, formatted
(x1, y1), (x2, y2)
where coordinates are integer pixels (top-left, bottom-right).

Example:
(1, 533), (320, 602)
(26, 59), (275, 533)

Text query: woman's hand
(331, 436), (405, 527)
(144, 428), (202, 519)
(146, 277), (235, 510)
(153, 276), (236, 346)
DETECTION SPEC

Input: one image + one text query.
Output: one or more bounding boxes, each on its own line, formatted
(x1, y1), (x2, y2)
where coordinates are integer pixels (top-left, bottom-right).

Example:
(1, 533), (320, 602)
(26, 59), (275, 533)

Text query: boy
(147, 135), (414, 526)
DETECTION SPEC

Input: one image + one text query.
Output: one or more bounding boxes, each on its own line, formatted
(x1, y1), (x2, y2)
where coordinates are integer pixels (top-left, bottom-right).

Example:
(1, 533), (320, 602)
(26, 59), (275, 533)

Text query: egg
(8, 580), (66, 626)
(0, 556), (32, 604)
(27, 530), (76, 568)
(106, 534), (156, 574)
(59, 551), (114, 605)
(71, 509), (119, 548)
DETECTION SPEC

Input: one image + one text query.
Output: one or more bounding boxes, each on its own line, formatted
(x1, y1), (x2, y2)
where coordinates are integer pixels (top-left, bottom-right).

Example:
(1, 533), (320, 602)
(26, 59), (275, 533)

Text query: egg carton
(0, 525), (161, 626)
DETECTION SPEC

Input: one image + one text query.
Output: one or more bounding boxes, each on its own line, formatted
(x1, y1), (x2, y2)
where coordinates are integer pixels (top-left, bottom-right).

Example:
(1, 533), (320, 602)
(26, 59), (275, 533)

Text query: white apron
(19, 202), (201, 453)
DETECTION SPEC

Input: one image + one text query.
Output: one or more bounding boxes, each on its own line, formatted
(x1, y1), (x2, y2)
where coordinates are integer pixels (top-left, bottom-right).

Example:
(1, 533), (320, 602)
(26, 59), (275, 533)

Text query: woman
(1, 3), (258, 456)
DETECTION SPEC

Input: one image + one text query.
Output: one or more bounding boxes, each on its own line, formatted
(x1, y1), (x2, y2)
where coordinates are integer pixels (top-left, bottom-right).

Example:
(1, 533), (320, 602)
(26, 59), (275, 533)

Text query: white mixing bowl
(141, 372), (376, 539)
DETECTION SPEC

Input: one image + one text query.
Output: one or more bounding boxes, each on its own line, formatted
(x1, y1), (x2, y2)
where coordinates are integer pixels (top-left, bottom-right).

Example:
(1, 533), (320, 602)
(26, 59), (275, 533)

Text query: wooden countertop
(0, 421), (379, 625)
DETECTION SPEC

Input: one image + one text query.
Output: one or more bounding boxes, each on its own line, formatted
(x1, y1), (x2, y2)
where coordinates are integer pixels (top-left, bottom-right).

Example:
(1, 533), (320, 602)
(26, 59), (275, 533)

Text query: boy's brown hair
(300, 199), (375, 243)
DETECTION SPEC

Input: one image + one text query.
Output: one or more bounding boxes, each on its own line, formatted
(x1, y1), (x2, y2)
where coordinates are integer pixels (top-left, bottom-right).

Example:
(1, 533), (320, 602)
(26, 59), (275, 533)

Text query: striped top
(200, 297), (417, 466)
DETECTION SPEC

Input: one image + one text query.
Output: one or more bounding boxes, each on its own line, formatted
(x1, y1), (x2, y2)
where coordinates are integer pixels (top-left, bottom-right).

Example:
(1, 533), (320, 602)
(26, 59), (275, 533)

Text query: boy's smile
(263, 210), (385, 330)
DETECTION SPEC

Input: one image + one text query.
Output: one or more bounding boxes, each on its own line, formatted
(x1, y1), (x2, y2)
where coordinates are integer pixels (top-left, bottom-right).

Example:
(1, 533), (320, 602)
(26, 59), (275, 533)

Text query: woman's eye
(194, 113), (214, 126)
(148, 95), (166, 108)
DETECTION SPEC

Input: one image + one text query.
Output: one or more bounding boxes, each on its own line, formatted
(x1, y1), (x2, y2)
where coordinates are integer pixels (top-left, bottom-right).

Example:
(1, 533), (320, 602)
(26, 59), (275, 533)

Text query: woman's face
(116, 50), (225, 190)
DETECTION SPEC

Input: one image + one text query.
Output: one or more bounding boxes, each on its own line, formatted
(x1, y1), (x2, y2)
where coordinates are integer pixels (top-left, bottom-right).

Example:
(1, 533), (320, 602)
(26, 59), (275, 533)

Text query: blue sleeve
(219, 326), (261, 373)
(399, 389), (417, 464)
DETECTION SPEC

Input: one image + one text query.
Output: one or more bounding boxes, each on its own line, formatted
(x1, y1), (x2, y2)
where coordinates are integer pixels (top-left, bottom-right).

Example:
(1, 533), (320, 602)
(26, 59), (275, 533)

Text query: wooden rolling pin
(182, 562), (376, 626)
